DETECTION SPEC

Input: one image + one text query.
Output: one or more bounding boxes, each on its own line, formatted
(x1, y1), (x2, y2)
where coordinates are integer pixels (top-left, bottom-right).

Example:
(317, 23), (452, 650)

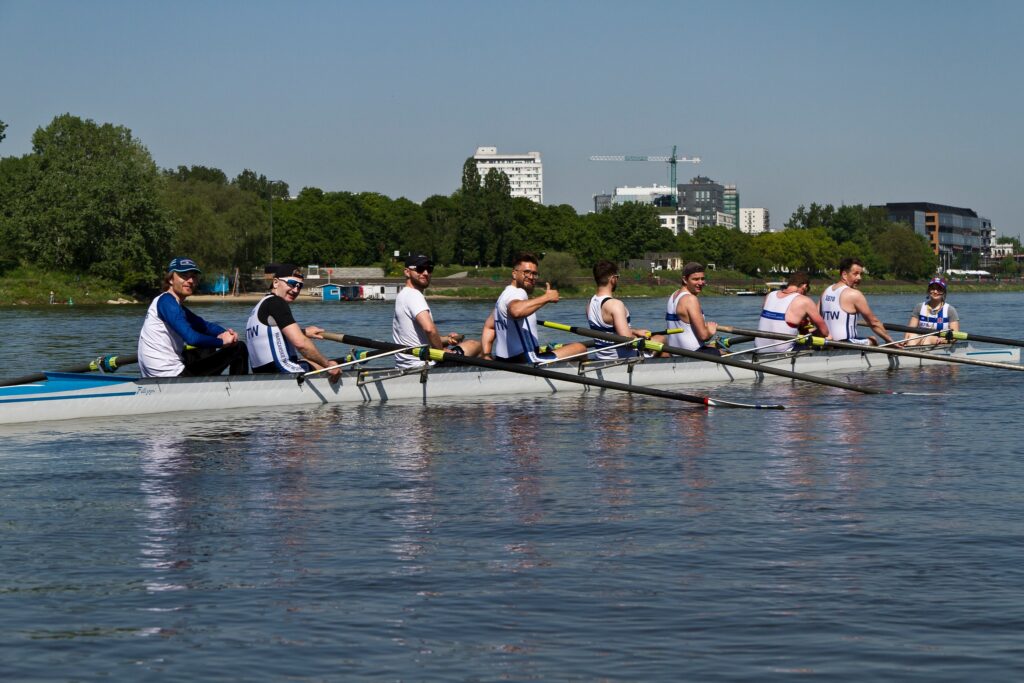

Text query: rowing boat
(0, 342), (1016, 425)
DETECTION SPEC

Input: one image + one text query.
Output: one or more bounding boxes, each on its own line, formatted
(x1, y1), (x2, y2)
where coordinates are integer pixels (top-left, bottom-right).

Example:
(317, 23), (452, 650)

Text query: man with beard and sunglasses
(245, 264), (340, 380)
(392, 254), (482, 369)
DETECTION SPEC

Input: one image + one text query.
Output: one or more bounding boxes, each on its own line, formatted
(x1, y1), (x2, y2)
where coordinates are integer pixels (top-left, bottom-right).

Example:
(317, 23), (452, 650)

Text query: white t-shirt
(493, 285), (540, 360)
(392, 286), (432, 368)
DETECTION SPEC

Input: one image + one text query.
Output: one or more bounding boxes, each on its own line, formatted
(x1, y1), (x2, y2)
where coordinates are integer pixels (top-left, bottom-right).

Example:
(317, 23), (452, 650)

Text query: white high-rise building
(739, 208), (771, 234)
(472, 147), (543, 203)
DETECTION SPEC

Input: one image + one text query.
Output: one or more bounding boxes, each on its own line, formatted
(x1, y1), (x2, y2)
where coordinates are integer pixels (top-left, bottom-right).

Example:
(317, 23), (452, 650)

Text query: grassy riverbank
(0, 266), (136, 306)
(3, 265), (1022, 306)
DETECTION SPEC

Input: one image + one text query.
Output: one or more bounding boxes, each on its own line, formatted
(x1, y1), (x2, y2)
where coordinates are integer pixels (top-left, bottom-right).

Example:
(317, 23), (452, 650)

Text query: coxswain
(903, 277), (959, 346)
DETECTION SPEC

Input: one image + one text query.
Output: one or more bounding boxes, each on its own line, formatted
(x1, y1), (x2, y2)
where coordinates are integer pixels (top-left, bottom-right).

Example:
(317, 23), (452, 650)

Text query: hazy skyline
(2, 0), (1022, 236)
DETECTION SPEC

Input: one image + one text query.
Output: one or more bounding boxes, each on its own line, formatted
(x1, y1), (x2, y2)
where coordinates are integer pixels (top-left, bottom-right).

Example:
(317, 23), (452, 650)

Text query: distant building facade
(723, 185), (739, 228)
(678, 176), (725, 228)
(610, 185), (674, 206)
(473, 146), (543, 203)
(881, 202), (994, 271)
(657, 211), (698, 236)
(624, 252), (685, 272)
(739, 208), (771, 234)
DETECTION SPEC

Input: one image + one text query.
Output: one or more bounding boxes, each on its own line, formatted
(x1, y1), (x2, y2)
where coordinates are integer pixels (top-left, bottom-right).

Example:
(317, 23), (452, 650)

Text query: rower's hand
(706, 321), (718, 335)
(326, 363), (342, 384)
(218, 330), (238, 345)
(543, 282), (560, 304)
(633, 328), (652, 339)
(305, 325), (325, 339)
(446, 332), (464, 345)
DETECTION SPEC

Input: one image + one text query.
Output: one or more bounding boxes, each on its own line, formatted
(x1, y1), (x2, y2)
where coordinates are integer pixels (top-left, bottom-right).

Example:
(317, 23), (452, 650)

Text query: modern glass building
(882, 202), (994, 270)
(723, 185), (739, 228)
(677, 176), (725, 228)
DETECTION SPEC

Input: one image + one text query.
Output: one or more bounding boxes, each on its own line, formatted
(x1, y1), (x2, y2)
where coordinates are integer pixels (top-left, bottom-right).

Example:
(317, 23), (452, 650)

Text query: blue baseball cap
(168, 257), (201, 274)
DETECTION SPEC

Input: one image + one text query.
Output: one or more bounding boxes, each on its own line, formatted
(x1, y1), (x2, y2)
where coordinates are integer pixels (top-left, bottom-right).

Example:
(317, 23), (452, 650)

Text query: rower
(755, 271), (831, 352)
(245, 264), (341, 380)
(819, 256), (893, 346)
(137, 257), (249, 378)
(392, 254), (482, 368)
(904, 277), (959, 346)
(588, 260), (662, 359)
(492, 252), (588, 363)
(665, 262), (721, 356)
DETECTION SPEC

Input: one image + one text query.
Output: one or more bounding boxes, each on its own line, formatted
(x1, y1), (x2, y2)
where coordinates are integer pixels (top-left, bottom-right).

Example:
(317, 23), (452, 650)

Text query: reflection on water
(3, 295), (1024, 679)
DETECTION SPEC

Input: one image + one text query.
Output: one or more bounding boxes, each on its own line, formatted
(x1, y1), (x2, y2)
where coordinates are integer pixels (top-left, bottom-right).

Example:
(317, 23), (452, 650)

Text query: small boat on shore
(0, 343), (1016, 425)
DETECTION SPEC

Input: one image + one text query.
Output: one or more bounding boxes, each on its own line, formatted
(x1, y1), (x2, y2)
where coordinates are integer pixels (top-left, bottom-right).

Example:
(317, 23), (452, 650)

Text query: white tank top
(137, 292), (185, 377)
(756, 291), (801, 352)
(820, 284), (860, 341)
(245, 295), (305, 372)
(587, 295), (634, 360)
(665, 289), (703, 351)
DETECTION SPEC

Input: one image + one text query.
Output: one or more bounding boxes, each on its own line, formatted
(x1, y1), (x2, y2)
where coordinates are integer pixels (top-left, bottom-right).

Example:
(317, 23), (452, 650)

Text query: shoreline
(4, 281), (1022, 307)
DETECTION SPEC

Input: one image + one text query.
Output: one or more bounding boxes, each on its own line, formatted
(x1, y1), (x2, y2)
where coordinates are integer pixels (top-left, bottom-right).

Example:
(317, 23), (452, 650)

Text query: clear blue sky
(2, 0), (1022, 236)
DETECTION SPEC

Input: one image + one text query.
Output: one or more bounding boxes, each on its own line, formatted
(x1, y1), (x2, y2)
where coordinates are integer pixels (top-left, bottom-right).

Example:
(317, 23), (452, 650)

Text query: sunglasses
(411, 264), (434, 274)
(278, 278), (304, 291)
(176, 271), (201, 281)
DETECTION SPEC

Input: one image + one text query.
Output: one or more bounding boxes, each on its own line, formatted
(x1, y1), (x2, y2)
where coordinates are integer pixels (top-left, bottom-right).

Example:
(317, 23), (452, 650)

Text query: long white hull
(0, 344), (1017, 425)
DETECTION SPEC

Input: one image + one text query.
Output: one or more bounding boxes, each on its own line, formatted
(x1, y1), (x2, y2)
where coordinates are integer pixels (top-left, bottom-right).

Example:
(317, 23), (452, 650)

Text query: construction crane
(589, 145), (701, 206)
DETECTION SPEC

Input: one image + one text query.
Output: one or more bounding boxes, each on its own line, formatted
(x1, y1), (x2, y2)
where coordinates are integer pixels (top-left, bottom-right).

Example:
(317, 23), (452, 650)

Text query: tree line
(0, 114), (942, 294)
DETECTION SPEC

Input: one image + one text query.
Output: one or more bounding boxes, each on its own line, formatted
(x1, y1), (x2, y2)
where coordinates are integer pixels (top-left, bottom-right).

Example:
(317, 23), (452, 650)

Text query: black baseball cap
(405, 254), (433, 269)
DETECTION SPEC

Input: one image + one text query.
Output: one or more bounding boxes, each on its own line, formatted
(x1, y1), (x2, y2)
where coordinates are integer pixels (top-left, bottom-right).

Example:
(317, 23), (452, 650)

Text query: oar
(541, 321), (891, 395)
(719, 324), (1024, 373)
(0, 353), (138, 388)
(321, 332), (784, 410)
(867, 321), (1024, 349)
(657, 330), (754, 348)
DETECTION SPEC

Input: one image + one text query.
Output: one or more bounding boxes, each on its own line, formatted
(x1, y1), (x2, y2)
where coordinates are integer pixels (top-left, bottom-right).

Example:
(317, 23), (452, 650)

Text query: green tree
(539, 251), (579, 290)
(0, 119), (6, 143)
(166, 164), (228, 185)
(0, 154), (33, 267)
(483, 168), (513, 266)
(458, 158), (487, 265)
(161, 172), (268, 275)
(21, 114), (173, 289)
(233, 169), (289, 199)
(421, 194), (459, 264)
(870, 224), (936, 279)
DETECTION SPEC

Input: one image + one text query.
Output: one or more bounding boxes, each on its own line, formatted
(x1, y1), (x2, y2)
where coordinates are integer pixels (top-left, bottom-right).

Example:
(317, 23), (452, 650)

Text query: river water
(1, 292), (1022, 681)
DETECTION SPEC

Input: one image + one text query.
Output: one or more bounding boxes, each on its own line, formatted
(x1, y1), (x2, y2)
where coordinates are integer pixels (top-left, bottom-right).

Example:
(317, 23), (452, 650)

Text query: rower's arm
(281, 322), (335, 368)
(508, 287), (557, 319)
(414, 310), (447, 350)
(604, 299), (640, 337)
(481, 312), (495, 357)
(904, 315), (920, 340)
(797, 297), (831, 338)
(681, 296), (716, 341)
(852, 293), (893, 343)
